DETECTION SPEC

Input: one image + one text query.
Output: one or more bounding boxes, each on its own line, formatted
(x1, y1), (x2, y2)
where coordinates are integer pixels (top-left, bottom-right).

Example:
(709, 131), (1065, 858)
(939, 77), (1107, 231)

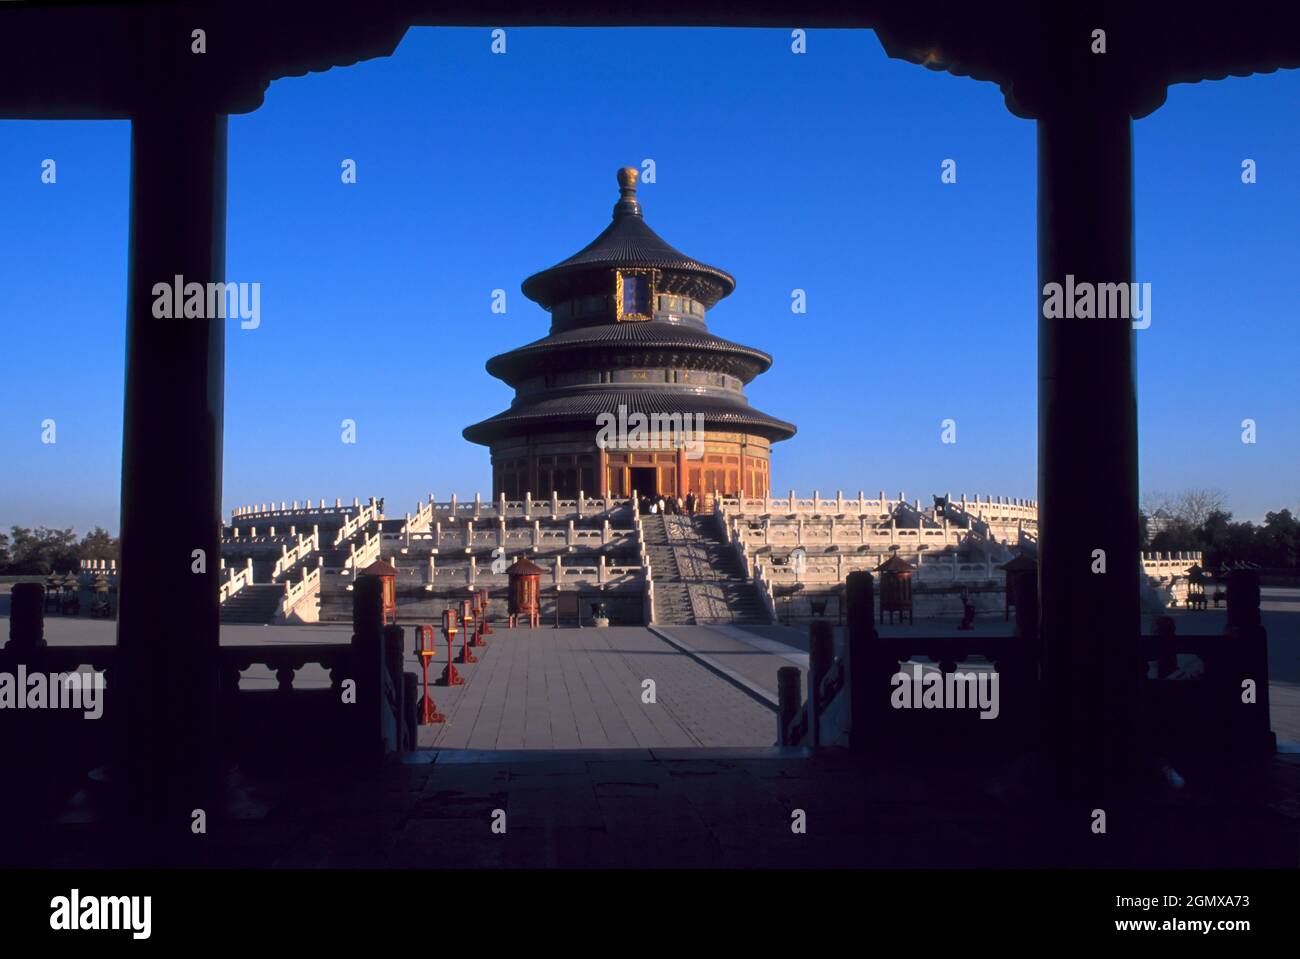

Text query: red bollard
(416, 624), (445, 723)
(438, 608), (463, 686)
(458, 598), (478, 663)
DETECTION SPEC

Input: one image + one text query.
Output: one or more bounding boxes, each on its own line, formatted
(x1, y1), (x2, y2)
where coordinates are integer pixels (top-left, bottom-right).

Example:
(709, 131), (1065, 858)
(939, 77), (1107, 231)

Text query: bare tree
(1141, 488), (1226, 526)
(1173, 488), (1227, 528)
(1141, 491), (1173, 517)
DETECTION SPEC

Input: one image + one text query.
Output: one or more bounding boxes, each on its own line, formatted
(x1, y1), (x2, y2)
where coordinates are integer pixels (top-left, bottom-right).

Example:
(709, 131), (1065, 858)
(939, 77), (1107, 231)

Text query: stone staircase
(642, 515), (693, 624)
(642, 513), (770, 626)
(220, 502), (382, 624)
(219, 583), (283, 624)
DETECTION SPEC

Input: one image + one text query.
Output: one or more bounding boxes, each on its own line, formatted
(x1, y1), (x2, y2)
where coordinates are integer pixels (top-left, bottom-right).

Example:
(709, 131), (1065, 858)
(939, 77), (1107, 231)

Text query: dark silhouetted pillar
(117, 105), (227, 864)
(1225, 569), (1274, 754)
(807, 620), (834, 750)
(844, 570), (876, 753)
(6, 582), (46, 652)
(776, 666), (801, 747)
(1037, 93), (1141, 805)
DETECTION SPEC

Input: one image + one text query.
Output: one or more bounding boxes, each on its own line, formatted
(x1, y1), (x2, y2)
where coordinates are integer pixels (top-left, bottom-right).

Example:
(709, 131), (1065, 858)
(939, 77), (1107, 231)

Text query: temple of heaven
(463, 167), (796, 502)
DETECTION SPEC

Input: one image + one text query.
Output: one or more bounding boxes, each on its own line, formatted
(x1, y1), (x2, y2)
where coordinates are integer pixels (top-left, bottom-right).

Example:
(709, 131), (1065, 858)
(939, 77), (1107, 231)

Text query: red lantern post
(416, 624), (445, 723)
(458, 598), (478, 664)
(474, 589), (491, 643)
(438, 607), (463, 686)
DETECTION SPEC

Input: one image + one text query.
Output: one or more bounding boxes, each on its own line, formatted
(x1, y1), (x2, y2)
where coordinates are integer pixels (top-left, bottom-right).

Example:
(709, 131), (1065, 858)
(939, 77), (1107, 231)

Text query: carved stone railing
(0, 587), (119, 768)
(633, 518), (654, 624)
(1141, 551), (1203, 578)
(721, 491), (1038, 522)
(232, 497), (370, 522)
(219, 641), (353, 694)
(2, 580), (417, 772)
(275, 564), (321, 623)
(79, 558), (118, 575)
(758, 554), (999, 587)
(219, 558), (254, 602)
(776, 569), (1274, 762)
(400, 498), (436, 536)
(731, 517), (968, 550)
(333, 501), (381, 548)
(1139, 571), (1274, 757)
(415, 491), (628, 523)
(394, 522), (630, 554)
(753, 564), (777, 621)
(343, 530), (382, 572)
(401, 562), (644, 590)
(223, 532), (302, 547)
(777, 622), (845, 748)
(219, 576), (416, 758)
(271, 529), (320, 581)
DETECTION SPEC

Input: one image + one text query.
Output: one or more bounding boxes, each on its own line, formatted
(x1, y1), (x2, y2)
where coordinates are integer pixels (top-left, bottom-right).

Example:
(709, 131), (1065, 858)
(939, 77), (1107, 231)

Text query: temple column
(117, 103), (227, 864)
(1036, 91), (1141, 805)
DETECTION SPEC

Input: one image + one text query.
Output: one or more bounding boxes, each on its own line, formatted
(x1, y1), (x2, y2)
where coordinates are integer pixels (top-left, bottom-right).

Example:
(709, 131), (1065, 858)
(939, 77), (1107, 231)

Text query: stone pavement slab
(415, 625), (775, 750)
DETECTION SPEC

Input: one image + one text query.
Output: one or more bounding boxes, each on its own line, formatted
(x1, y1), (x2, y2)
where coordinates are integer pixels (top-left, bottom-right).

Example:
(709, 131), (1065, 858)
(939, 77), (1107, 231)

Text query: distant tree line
(1141, 489), (1299, 570)
(0, 526), (120, 575)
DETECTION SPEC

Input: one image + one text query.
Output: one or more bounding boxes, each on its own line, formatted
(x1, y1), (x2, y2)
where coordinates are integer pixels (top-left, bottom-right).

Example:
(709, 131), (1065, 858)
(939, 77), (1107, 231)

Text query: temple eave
(463, 392), (796, 447)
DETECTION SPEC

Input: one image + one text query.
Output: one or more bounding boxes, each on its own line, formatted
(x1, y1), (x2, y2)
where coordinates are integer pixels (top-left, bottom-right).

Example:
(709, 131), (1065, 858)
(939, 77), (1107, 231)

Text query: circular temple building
(464, 167), (796, 502)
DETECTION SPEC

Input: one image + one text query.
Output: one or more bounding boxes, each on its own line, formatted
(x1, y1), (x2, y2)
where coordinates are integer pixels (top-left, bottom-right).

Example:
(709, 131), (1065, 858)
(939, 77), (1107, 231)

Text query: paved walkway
(652, 624), (807, 703)
(417, 626), (776, 750)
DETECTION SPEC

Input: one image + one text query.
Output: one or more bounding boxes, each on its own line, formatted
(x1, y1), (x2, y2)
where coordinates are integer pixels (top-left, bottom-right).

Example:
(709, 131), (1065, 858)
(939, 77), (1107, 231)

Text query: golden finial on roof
(613, 166), (642, 218)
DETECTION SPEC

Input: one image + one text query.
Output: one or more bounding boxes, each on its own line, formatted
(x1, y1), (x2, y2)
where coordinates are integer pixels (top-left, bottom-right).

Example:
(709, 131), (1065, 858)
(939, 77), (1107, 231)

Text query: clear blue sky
(2, 28), (1297, 535)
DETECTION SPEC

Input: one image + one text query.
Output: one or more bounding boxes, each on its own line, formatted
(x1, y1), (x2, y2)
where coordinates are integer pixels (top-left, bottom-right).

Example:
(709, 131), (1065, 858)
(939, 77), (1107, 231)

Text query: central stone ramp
(643, 513), (770, 625)
(651, 623), (810, 706)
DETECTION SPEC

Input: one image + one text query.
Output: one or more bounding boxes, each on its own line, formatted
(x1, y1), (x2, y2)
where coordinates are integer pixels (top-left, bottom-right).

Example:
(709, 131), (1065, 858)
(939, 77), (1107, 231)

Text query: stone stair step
(220, 584), (283, 624)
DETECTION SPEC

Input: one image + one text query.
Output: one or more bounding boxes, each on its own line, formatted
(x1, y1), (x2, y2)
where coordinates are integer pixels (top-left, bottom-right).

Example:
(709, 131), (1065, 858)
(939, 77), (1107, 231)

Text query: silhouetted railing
(218, 575), (417, 760)
(1, 578), (417, 777)
(1139, 570), (1275, 757)
(779, 567), (1273, 762)
(0, 582), (117, 770)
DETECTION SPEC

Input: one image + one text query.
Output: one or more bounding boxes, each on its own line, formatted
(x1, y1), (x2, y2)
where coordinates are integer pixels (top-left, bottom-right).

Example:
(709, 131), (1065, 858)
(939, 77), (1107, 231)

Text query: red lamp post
(438, 607), (463, 686)
(415, 624), (445, 723)
(458, 598), (478, 664)
(475, 588), (491, 642)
